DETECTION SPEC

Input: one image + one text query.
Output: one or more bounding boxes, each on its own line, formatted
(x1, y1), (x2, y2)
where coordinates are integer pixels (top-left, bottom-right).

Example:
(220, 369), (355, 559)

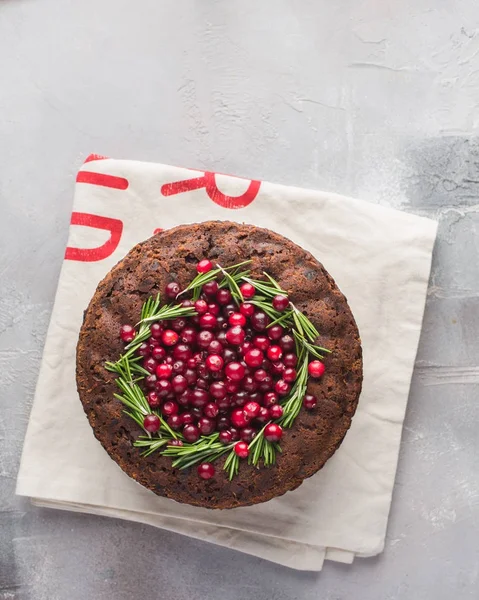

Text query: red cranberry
(233, 391), (248, 407)
(145, 374), (157, 389)
(267, 345), (283, 361)
(184, 368), (198, 386)
(308, 360), (325, 378)
(148, 338), (160, 351)
(191, 406), (203, 419)
(197, 462), (215, 479)
(223, 348), (238, 364)
(207, 303), (220, 316)
(270, 361), (285, 376)
(165, 356), (174, 364)
(151, 346), (166, 361)
(197, 330), (214, 348)
(283, 368), (297, 383)
(216, 289), (232, 305)
(143, 414), (160, 433)
(181, 327), (197, 345)
(215, 315), (228, 330)
(217, 416), (231, 431)
(191, 388), (210, 407)
(258, 375), (273, 392)
(263, 391), (278, 407)
(238, 342), (252, 358)
(251, 311), (270, 331)
(272, 294), (289, 312)
(200, 313), (217, 329)
(143, 357), (158, 374)
(244, 348), (264, 368)
(256, 406), (270, 423)
(156, 363), (173, 379)
(242, 376), (258, 393)
(239, 302), (255, 317)
(275, 380), (291, 396)
(168, 439), (184, 447)
(229, 427), (240, 441)
(171, 318), (187, 332)
(162, 400), (178, 416)
(204, 402), (219, 418)
(239, 283), (255, 299)
(120, 324), (136, 343)
(181, 412), (194, 425)
(226, 326), (246, 345)
(167, 414), (183, 430)
(197, 417), (215, 435)
(165, 282), (180, 299)
(162, 330), (179, 346)
(137, 343), (151, 357)
(194, 299), (208, 314)
(171, 375), (188, 394)
(207, 340), (223, 355)
(202, 281), (219, 297)
(156, 379), (172, 397)
(150, 322), (163, 339)
(190, 315), (201, 326)
(147, 391), (161, 408)
(268, 325), (284, 340)
(216, 329), (227, 343)
(222, 303), (237, 317)
(196, 377), (209, 390)
(240, 427), (256, 442)
(225, 362), (246, 381)
(303, 394), (318, 409)
(253, 369), (268, 382)
(183, 424), (200, 442)
(252, 336), (269, 351)
(229, 312), (246, 327)
(269, 404), (283, 419)
(219, 430), (233, 444)
(172, 344), (192, 361)
(234, 441), (249, 458)
(243, 401), (261, 418)
(172, 360), (186, 374)
(206, 354), (224, 372)
(225, 379), (240, 394)
(279, 334), (295, 351)
(177, 391), (191, 407)
(197, 259), (213, 273)
(283, 353), (298, 367)
(209, 381), (227, 400)
(181, 299), (194, 308)
(264, 423), (283, 442)
(231, 408), (250, 428)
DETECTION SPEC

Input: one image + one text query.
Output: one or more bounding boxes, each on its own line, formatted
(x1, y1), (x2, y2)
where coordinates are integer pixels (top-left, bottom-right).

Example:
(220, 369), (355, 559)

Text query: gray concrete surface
(1, 1), (478, 598)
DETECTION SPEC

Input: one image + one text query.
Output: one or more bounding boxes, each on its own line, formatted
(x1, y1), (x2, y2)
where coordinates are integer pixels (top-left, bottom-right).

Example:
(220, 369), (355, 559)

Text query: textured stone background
(1, 1), (478, 598)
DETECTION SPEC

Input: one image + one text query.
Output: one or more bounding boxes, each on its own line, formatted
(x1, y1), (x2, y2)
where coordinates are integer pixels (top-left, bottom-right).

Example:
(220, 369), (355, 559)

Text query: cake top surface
(76, 221), (362, 509)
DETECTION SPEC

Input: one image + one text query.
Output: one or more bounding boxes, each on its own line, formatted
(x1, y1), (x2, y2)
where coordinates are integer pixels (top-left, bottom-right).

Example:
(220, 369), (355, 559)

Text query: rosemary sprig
(178, 260), (251, 301)
(216, 264), (244, 304)
(279, 350), (309, 428)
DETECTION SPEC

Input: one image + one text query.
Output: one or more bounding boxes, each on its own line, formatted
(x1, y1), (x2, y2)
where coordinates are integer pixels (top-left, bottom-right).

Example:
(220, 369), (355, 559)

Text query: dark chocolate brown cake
(76, 221), (362, 509)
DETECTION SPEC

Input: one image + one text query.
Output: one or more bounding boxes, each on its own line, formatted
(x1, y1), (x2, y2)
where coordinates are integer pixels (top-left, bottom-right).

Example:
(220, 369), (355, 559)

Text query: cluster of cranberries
(119, 259), (325, 480)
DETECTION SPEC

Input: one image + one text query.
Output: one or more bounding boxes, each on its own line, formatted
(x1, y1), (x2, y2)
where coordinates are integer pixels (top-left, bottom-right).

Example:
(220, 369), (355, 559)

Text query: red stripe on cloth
(65, 212), (123, 262)
(160, 172), (261, 209)
(83, 154), (109, 163)
(76, 171), (129, 190)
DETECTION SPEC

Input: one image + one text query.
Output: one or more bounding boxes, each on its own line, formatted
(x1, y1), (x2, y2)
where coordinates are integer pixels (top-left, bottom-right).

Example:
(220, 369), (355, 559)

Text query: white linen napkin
(16, 155), (437, 570)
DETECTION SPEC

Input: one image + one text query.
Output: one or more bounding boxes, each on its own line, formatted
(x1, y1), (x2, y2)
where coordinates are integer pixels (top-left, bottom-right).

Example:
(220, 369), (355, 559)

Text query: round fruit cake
(76, 221), (362, 509)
